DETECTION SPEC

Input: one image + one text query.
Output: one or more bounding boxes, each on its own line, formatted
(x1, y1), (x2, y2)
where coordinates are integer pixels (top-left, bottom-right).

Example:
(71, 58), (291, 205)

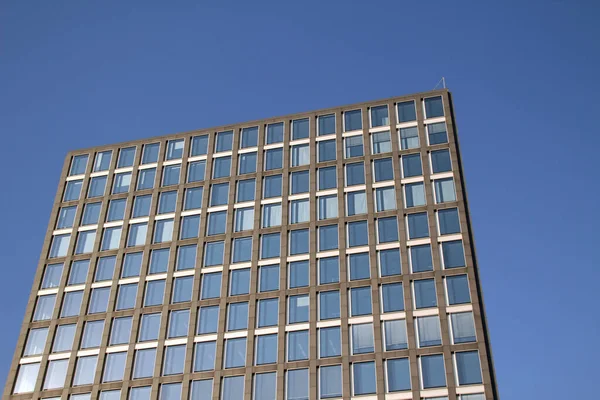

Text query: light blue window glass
(402, 154), (422, 178)
(68, 260), (89, 285)
(442, 240), (465, 268)
(373, 158), (394, 182)
(379, 249), (401, 276)
(116, 283), (137, 310)
(137, 168), (156, 190)
(289, 229), (308, 255)
(127, 223), (147, 247)
(73, 355), (97, 385)
(431, 149), (451, 173)
(428, 122), (448, 145)
(387, 358), (411, 392)
(197, 306), (219, 334)
(232, 237), (252, 263)
(100, 389), (121, 400)
(372, 130), (391, 154)
(162, 165), (181, 186)
(101, 226), (122, 250)
(222, 376), (243, 400)
(144, 280), (165, 306)
(201, 272), (222, 299)
(318, 225), (337, 251)
(257, 298), (278, 327)
(434, 178), (456, 203)
(225, 337), (246, 368)
(172, 276), (193, 303)
(287, 330), (308, 361)
(318, 166), (336, 190)
(240, 127), (258, 148)
(57, 206), (76, 229)
(184, 187), (203, 210)
(160, 383), (182, 400)
(370, 105), (389, 127)
(451, 312), (476, 344)
(190, 135), (208, 156)
(52, 324), (75, 352)
(106, 199), (126, 222)
(110, 317), (132, 345)
(142, 143), (160, 164)
(204, 241), (224, 266)
(235, 207), (254, 232)
(188, 160), (206, 182)
(319, 256), (339, 284)
(414, 279), (437, 308)
(149, 248), (169, 274)
(425, 96), (444, 118)
(237, 178), (255, 202)
(348, 220), (368, 247)
(207, 211), (226, 235)
(446, 275), (470, 305)
(75, 230), (96, 254)
(254, 372), (276, 400)
(122, 252), (143, 278)
(238, 152), (257, 174)
(266, 122), (283, 144)
(351, 323), (374, 354)
(88, 176), (107, 198)
(80, 202), (101, 225)
(408, 213), (429, 239)
(261, 233), (280, 259)
(293, 118), (310, 140)
(350, 287), (372, 316)
(139, 313), (161, 341)
(421, 354), (446, 388)
(42, 263), (63, 289)
(94, 151), (112, 172)
(70, 154), (89, 176)
(259, 265), (279, 292)
(180, 214), (200, 239)
(400, 126), (419, 150)
(61, 291), (83, 317)
(215, 131), (233, 152)
(287, 368), (308, 400)
(318, 139), (336, 162)
(291, 144), (310, 167)
(194, 341), (216, 371)
(382, 283), (404, 313)
(24, 327), (48, 356)
(349, 252), (370, 281)
(319, 326), (341, 358)
(154, 219), (174, 243)
(384, 319), (408, 350)
(166, 139), (184, 160)
(289, 294), (309, 323)
(163, 344), (185, 375)
(397, 100), (416, 123)
(289, 199), (309, 224)
(130, 386), (152, 400)
(375, 186), (396, 212)
(263, 174), (282, 198)
(88, 287), (110, 313)
(411, 244), (433, 272)
(289, 260), (308, 288)
(133, 348), (156, 378)
(318, 195), (338, 220)
(345, 135), (363, 158)
(319, 290), (339, 320)
(113, 172), (131, 194)
(132, 195), (151, 218)
(353, 361), (376, 395)
(456, 351), (482, 385)
(346, 190), (367, 216)
(262, 203), (282, 227)
(117, 146), (136, 168)
(168, 309), (190, 338)
(378, 217), (398, 243)
(230, 268), (251, 296)
(344, 109), (362, 131)
(81, 320), (104, 348)
(265, 148), (283, 170)
(405, 182), (425, 207)
(417, 316), (441, 347)
(255, 334), (278, 365)
(64, 180), (83, 201)
(438, 208), (460, 235)
(320, 365), (342, 399)
(345, 162), (364, 186)
(318, 114), (335, 136)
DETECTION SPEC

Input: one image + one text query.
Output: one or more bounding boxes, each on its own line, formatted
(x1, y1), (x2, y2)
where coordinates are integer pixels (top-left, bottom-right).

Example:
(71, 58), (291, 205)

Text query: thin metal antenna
(433, 76), (446, 90)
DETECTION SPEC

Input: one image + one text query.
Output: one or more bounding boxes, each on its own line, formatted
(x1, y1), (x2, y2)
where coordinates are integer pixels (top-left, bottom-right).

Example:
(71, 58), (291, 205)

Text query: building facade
(4, 89), (498, 400)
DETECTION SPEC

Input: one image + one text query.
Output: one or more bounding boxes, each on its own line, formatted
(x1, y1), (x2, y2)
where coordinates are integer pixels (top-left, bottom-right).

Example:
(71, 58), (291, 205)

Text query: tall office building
(4, 89), (498, 400)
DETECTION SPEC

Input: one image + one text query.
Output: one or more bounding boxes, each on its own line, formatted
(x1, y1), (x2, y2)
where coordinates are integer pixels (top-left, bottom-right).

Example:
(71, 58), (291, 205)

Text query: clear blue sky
(1, 1), (598, 398)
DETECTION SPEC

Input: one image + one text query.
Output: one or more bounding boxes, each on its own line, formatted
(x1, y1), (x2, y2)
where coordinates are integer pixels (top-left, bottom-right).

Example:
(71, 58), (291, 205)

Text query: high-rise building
(4, 89), (498, 400)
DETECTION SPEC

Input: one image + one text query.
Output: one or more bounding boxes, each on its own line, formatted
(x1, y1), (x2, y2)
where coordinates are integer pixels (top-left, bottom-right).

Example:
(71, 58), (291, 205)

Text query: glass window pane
(348, 220), (368, 247)
(204, 242), (224, 266)
(61, 291), (83, 317)
(133, 195), (152, 217)
(375, 187), (396, 212)
(287, 369), (308, 400)
(289, 229), (309, 255)
(235, 207), (254, 232)
(349, 252), (370, 281)
(53, 324), (75, 352)
(292, 118), (309, 140)
(428, 122), (448, 145)
(261, 233), (280, 259)
(144, 280), (165, 306)
(451, 312), (476, 344)
(103, 352), (126, 382)
(255, 334), (278, 365)
(320, 365), (342, 399)
(222, 376), (243, 400)
(184, 187), (203, 210)
(137, 168), (156, 190)
(122, 252), (143, 278)
(387, 358), (411, 392)
(344, 109), (362, 131)
(241, 127), (258, 148)
(88, 288), (110, 314)
(319, 326), (341, 358)
(227, 302), (248, 331)
(351, 323), (374, 354)
(372, 131), (391, 154)
(378, 217), (398, 243)
(345, 162), (364, 186)
(82, 202), (101, 225)
(259, 265), (279, 292)
(13, 363), (40, 394)
(319, 290), (340, 320)
(94, 151), (112, 172)
(353, 362), (376, 395)
(405, 182), (425, 207)
(421, 354), (446, 389)
(397, 100), (416, 123)
(438, 208), (460, 235)
(425, 96), (444, 118)
(318, 225), (338, 251)
(75, 230), (96, 254)
(402, 154), (422, 177)
(456, 351), (482, 385)
(263, 174), (282, 198)
(41, 263), (63, 289)
(68, 260), (89, 285)
(230, 268), (251, 296)
(318, 114), (335, 136)
(446, 275), (470, 305)
(106, 199), (126, 222)
(232, 237), (252, 263)
(411, 244), (433, 272)
(160, 383), (182, 400)
(318, 195), (337, 220)
(64, 179), (83, 201)
(207, 212), (226, 235)
(254, 372), (276, 400)
(407, 212), (429, 239)
(346, 191), (367, 216)
(262, 203), (282, 227)
(197, 306), (219, 334)
(291, 144), (309, 167)
(118, 146), (136, 168)
(130, 386), (152, 400)
(417, 315), (442, 347)
(188, 160), (206, 182)
(318, 139), (336, 162)
(139, 313), (161, 341)
(216, 131), (233, 152)
(166, 139), (184, 160)
(180, 215), (200, 239)
(127, 223), (148, 247)
(163, 345), (185, 375)
(172, 276), (193, 303)
(43, 359), (68, 389)
(69, 154), (88, 176)
(257, 298), (278, 327)
(318, 166), (336, 190)
(399, 126), (419, 150)
(24, 328), (48, 356)
(266, 122), (284, 144)
(345, 135), (364, 158)
(110, 317), (132, 345)
(350, 287), (371, 316)
(379, 249), (401, 277)
(384, 319), (408, 350)
(237, 178), (255, 202)
(287, 331), (308, 361)
(133, 348), (156, 378)
(265, 148), (283, 170)
(371, 105), (389, 127)
(414, 279), (437, 308)
(373, 158), (394, 182)
(239, 152), (257, 174)
(319, 256), (339, 284)
(57, 206), (77, 229)
(225, 337), (246, 368)
(191, 135), (208, 156)
(112, 172), (132, 194)
(288, 295), (309, 324)
(115, 284), (137, 310)
(442, 240), (465, 268)
(212, 156), (231, 178)
(101, 226), (122, 250)
(289, 199), (309, 224)
(149, 248), (170, 274)
(289, 260), (308, 288)
(158, 191), (177, 213)
(434, 178), (456, 203)
(74, 355), (98, 385)
(153, 219), (174, 243)
(88, 176), (107, 198)
(382, 282), (404, 312)
(194, 341), (216, 371)
(431, 149), (451, 173)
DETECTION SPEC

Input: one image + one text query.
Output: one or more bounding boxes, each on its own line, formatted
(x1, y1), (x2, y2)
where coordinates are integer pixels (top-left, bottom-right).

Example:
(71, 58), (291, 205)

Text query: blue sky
(1, 1), (599, 397)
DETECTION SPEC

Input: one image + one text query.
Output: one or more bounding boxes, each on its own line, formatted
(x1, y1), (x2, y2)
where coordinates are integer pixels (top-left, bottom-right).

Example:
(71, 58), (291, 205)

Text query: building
(4, 89), (498, 400)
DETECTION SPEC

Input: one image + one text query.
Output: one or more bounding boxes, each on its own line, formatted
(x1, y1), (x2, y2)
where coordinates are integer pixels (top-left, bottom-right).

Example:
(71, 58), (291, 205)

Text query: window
(88, 288), (110, 313)
(378, 217), (398, 243)
(149, 248), (169, 274)
(319, 326), (341, 358)
(73, 355), (97, 385)
(144, 279), (165, 306)
(241, 126), (258, 148)
(373, 158), (393, 182)
(259, 265), (279, 292)
(344, 135), (363, 158)
(53, 324), (75, 352)
(130, 386), (152, 400)
(166, 139), (185, 160)
(345, 162), (365, 186)
(265, 148), (283, 170)
(106, 199), (126, 222)
(23, 327), (48, 356)
(404, 182), (425, 207)
(61, 291), (83, 317)
(318, 139), (336, 162)
(154, 218), (174, 243)
(201, 272), (222, 299)
(438, 208), (460, 235)
(212, 156), (231, 178)
(318, 225), (338, 251)
(180, 215), (200, 239)
(266, 122), (284, 144)
(451, 312), (476, 344)
(424, 96), (444, 118)
(132, 195), (151, 217)
(110, 317), (132, 345)
(115, 283), (137, 310)
(319, 256), (339, 284)
(69, 154), (89, 176)
(382, 282), (404, 312)
(372, 130), (391, 154)
(127, 223), (147, 247)
(291, 144), (309, 166)
(224, 337), (246, 368)
(117, 146), (136, 168)
(290, 170), (309, 194)
(133, 348), (156, 378)
(254, 372), (276, 400)
(163, 345), (185, 375)
(289, 294), (309, 323)
(207, 211), (226, 235)
(194, 341), (216, 371)
(262, 203), (282, 227)
(319, 365), (341, 399)
(319, 290), (340, 320)
(353, 361), (376, 395)
(417, 315), (442, 347)
(137, 168), (156, 190)
(383, 319), (408, 350)
(222, 376), (243, 400)
(455, 351), (483, 385)
(370, 105), (388, 127)
(263, 174), (282, 198)
(399, 126), (419, 150)
(197, 306), (219, 334)
(235, 207), (254, 232)
(88, 176), (107, 198)
(183, 187), (203, 211)
(375, 186), (396, 212)
(64, 179), (83, 201)
(69, 260), (90, 284)
(204, 241), (224, 266)
(289, 199), (309, 224)
(191, 135), (208, 156)
(162, 165), (181, 186)
(348, 252), (369, 281)
(420, 354), (446, 389)
(113, 172), (131, 194)
(289, 229), (309, 255)
(101, 226), (122, 250)
(261, 233), (280, 259)
(397, 100), (416, 122)
(41, 263), (63, 289)
(387, 358), (411, 392)
(158, 191), (177, 214)
(188, 160), (206, 182)
(434, 178), (456, 203)
(122, 252), (143, 277)
(346, 190), (367, 216)
(431, 149), (451, 173)
(57, 206), (76, 229)
(446, 275), (470, 305)
(428, 122), (448, 145)
(414, 279), (437, 308)
(81, 202), (101, 225)
(348, 220), (368, 247)
(350, 287), (372, 316)
(13, 363), (40, 394)
(402, 154), (422, 177)
(230, 268), (251, 295)
(103, 352), (126, 382)
(344, 109), (362, 131)
(318, 114), (335, 136)
(255, 334), (278, 365)
(172, 276), (193, 303)
(43, 359), (68, 389)
(442, 240), (465, 268)
(75, 230), (96, 254)
(256, 297), (278, 327)
(94, 150), (112, 171)
(351, 323), (374, 354)
(215, 131), (233, 152)
(318, 166), (336, 190)
(232, 237), (252, 263)
(237, 178), (255, 201)
(318, 195), (337, 220)
(289, 260), (308, 288)
(287, 369), (308, 400)
(160, 383), (182, 400)
(287, 331), (309, 361)
(139, 313), (161, 341)
(239, 152), (257, 174)
(379, 248), (401, 277)
(227, 302), (248, 331)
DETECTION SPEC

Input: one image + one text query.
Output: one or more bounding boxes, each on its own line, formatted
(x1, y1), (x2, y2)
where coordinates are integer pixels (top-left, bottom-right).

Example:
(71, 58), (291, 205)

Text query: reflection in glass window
(191, 135), (208, 156)
(237, 178), (255, 202)
(238, 152), (257, 174)
(224, 337), (246, 368)
(381, 282), (404, 313)
(289, 261), (308, 288)
(319, 256), (339, 284)
(69, 154), (88, 176)
(353, 361), (376, 395)
(24, 327), (48, 356)
(240, 127), (258, 148)
(215, 131), (233, 152)
(142, 143), (160, 164)
(188, 160), (206, 182)
(261, 233), (280, 259)
(57, 206), (77, 229)
(379, 248), (401, 277)
(207, 211), (226, 235)
(417, 315), (442, 347)
(384, 319), (408, 350)
(13, 363), (40, 394)
(372, 130), (391, 154)
(287, 331), (308, 361)
(266, 122), (284, 144)
(41, 263), (63, 289)
(43, 359), (68, 389)
(291, 144), (309, 167)
(64, 180), (83, 201)
(94, 151), (112, 172)
(319, 326), (341, 358)
(200, 273), (221, 299)
(318, 139), (336, 162)
(345, 135), (363, 158)
(212, 156), (231, 178)
(289, 295), (309, 324)
(345, 162), (365, 186)
(442, 240), (465, 268)
(420, 354), (446, 389)
(344, 109), (362, 131)
(262, 203), (282, 228)
(197, 306), (219, 334)
(53, 324), (76, 352)
(290, 170), (309, 194)
(351, 323), (374, 354)
(405, 182), (425, 207)
(88, 176), (107, 198)
(137, 168), (156, 190)
(112, 172), (131, 194)
(265, 148), (283, 170)
(263, 174), (282, 198)
(346, 190), (367, 216)
(455, 351), (482, 385)
(397, 100), (416, 122)
(259, 265), (279, 292)
(166, 139), (184, 160)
